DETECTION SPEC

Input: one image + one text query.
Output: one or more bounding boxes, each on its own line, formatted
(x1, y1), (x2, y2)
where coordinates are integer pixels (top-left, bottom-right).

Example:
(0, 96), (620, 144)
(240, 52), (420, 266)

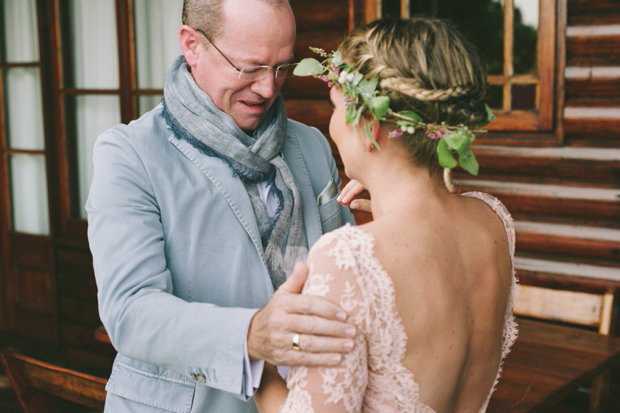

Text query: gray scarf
(163, 56), (307, 289)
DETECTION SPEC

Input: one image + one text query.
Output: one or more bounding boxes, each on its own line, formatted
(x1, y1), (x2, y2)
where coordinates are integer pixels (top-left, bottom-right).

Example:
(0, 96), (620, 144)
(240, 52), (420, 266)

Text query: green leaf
(396, 120), (415, 127)
(352, 72), (363, 86)
(443, 129), (470, 153)
(332, 50), (343, 67)
(345, 104), (357, 124)
(480, 104), (496, 126)
(397, 110), (423, 123)
(351, 104), (365, 125)
(293, 58), (324, 76)
(458, 147), (479, 176)
(437, 139), (457, 169)
(358, 78), (378, 100)
(365, 122), (381, 151)
(368, 96), (390, 119)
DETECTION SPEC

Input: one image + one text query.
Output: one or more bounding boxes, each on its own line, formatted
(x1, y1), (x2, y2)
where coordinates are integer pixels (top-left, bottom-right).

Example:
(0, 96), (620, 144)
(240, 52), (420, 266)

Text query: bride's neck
(361, 160), (451, 220)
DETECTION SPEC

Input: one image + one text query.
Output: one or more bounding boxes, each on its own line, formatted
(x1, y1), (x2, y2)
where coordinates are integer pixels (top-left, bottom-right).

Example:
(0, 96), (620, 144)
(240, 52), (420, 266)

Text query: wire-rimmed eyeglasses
(195, 28), (296, 82)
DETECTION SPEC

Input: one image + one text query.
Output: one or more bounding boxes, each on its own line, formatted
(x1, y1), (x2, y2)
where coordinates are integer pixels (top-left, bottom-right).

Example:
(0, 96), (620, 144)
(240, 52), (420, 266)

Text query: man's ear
(179, 25), (201, 68)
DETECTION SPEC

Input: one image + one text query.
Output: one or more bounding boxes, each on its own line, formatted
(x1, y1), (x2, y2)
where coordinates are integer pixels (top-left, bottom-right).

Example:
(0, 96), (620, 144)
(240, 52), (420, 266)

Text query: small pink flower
(389, 129), (405, 139)
(428, 129), (447, 140)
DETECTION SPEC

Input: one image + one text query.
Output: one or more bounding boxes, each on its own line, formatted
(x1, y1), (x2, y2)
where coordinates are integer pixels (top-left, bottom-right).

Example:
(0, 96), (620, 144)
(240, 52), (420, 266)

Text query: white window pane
(138, 95), (162, 116)
(69, 95), (120, 218)
(2, 0), (39, 62)
(134, 0), (183, 89)
(5, 68), (45, 150)
(64, 0), (119, 88)
(514, 0), (539, 74)
(10, 155), (49, 235)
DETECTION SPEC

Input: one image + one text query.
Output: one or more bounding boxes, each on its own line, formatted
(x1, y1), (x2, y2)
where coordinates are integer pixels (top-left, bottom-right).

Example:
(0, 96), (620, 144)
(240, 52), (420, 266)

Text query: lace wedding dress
(280, 192), (518, 413)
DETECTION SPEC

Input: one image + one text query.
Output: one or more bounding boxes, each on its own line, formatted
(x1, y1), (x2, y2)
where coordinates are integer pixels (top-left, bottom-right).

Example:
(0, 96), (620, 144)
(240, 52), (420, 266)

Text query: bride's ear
(364, 119), (382, 151)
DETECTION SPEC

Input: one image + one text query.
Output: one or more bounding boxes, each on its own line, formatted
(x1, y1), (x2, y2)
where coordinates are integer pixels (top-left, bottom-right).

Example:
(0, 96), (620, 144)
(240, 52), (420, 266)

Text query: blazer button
(195, 372), (207, 383)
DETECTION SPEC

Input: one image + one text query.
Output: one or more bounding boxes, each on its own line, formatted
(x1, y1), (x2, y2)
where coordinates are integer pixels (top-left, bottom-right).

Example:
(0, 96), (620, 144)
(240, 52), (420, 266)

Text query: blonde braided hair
(337, 17), (488, 187)
(380, 78), (470, 101)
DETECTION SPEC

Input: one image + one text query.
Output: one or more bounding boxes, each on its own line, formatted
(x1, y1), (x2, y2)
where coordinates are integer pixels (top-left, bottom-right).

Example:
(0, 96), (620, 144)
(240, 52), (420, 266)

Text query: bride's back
(365, 192), (513, 412)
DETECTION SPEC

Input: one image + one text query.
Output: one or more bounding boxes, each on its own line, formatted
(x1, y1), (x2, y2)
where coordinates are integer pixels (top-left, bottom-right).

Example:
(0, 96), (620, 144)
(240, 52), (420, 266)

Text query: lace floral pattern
(280, 192), (517, 413)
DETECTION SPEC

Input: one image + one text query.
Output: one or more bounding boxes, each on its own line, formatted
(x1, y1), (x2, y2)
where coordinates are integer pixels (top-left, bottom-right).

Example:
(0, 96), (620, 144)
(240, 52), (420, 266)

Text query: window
(386, 0), (557, 132)
(48, 0), (182, 236)
(0, 0), (50, 236)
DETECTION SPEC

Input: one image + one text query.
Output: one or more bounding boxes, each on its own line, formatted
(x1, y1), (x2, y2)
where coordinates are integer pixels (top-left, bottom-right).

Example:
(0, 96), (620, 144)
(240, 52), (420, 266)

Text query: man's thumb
(280, 262), (309, 294)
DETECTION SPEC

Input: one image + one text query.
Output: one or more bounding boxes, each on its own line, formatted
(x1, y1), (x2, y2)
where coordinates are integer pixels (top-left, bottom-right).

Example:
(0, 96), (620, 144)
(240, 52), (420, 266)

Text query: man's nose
(250, 70), (278, 99)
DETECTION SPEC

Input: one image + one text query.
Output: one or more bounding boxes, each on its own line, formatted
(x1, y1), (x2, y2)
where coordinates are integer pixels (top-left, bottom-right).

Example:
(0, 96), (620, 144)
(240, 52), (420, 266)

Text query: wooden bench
(1, 351), (107, 412)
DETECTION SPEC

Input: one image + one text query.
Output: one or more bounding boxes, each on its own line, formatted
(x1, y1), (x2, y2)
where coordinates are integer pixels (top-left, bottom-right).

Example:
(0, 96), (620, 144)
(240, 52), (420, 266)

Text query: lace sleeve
(281, 230), (369, 413)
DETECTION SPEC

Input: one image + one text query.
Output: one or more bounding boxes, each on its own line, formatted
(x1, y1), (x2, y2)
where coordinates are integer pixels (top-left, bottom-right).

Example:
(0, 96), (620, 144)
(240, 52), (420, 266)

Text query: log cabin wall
(455, 0), (620, 326)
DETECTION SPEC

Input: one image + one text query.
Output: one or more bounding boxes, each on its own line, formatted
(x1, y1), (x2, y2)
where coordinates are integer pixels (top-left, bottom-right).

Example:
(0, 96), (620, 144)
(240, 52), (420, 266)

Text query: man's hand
(247, 263), (356, 367)
(337, 179), (371, 213)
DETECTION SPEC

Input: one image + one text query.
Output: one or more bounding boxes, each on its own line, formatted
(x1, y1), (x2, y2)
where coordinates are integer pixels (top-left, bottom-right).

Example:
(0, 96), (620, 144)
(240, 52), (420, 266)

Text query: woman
(255, 17), (517, 413)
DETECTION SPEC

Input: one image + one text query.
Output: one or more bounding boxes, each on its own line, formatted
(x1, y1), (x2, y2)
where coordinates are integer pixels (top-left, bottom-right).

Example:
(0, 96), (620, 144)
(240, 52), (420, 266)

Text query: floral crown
(293, 47), (496, 176)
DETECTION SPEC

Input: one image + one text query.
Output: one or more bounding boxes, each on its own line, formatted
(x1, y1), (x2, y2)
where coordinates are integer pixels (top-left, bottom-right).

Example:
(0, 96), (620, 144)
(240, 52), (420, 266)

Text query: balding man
(86, 0), (355, 411)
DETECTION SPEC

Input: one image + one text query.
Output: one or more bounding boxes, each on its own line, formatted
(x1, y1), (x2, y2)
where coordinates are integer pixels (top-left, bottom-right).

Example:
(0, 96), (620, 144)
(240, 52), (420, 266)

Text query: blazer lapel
(282, 133), (323, 247)
(168, 136), (265, 261)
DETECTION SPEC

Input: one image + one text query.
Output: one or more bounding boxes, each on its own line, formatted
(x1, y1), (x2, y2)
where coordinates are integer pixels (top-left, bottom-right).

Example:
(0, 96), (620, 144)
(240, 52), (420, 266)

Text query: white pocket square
(317, 178), (338, 206)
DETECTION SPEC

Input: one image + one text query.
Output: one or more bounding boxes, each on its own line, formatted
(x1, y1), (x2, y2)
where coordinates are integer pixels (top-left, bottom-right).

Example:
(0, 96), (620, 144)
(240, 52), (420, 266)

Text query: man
(86, 0), (355, 411)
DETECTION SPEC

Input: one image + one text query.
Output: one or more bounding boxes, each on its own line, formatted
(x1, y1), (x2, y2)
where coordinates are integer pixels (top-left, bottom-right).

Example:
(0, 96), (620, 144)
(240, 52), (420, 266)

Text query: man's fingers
(286, 314), (355, 338)
(289, 294), (348, 321)
(278, 262), (309, 294)
(296, 334), (355, 353)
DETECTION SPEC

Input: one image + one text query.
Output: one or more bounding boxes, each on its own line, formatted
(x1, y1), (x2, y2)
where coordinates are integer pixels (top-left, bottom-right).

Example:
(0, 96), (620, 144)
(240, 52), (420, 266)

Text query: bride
(254, 17), (517, 413)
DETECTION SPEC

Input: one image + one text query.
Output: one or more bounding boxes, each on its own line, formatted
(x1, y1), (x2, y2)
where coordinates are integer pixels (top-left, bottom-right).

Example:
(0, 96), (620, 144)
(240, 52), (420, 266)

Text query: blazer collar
(168, 132), (323, 256)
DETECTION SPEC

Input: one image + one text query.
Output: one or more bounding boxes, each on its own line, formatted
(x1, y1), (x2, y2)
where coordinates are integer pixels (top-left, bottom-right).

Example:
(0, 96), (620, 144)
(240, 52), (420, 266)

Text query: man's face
(188, 0), (296, 132)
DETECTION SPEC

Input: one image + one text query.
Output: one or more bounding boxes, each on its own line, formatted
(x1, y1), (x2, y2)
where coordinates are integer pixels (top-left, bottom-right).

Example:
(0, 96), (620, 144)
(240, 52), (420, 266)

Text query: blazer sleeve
(311, 127), (356, 226)
(86, 129), (256, 399)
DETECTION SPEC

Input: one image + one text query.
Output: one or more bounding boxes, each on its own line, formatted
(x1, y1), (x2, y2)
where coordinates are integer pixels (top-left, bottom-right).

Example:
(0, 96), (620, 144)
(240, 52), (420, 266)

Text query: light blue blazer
(86, 103), (354, 413)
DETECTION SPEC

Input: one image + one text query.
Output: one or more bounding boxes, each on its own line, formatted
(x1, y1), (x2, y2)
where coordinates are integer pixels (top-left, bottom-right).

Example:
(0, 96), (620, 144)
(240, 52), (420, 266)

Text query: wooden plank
(565, 66), (620, 99)
(515, 257), (620, 283)
(284, 99), (332, 134)
(515, 221), (620, 261)
(58, 297), (101, 326)
(1, 352), (107, 410)
(514, 285), (609, 327)
(488, 319), (620, 412)
(292, 0), (348, 31)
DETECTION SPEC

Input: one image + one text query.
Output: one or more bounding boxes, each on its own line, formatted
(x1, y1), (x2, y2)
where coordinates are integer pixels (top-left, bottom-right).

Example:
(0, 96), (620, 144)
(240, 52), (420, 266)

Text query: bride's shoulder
(310, 224), (375, 264)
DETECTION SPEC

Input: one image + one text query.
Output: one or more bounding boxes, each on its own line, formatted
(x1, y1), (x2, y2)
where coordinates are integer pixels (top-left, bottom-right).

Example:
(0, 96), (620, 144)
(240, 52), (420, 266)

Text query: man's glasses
(195, 28), (296, 82)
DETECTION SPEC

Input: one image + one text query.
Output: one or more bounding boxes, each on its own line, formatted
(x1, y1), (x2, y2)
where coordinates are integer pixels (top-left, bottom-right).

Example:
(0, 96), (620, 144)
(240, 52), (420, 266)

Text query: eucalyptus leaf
(397, 110), (423, 123)
(480, 104), (496, 126)
(437, 139), (457, 169)
(352, 104), (365, 125)
(332, 51), (343, 66)
(369, 96), (390, 119)
(443, 129), (471, 153)
(358, 78), (378, 100)
(352, 72), (363, 86)
(293, 58), (324, 76)
(458, 147), (479, 176)
(365, 122), (381, 151)
(346, 104), (357, 124)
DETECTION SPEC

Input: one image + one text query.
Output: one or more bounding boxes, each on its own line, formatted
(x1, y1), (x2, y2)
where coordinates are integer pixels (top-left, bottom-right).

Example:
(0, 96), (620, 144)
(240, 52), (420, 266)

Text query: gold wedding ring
(292, 333), (301, 351)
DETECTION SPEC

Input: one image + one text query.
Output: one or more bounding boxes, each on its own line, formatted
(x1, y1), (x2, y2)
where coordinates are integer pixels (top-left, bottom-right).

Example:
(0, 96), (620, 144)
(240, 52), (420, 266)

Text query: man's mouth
(240, 100), (267, 112)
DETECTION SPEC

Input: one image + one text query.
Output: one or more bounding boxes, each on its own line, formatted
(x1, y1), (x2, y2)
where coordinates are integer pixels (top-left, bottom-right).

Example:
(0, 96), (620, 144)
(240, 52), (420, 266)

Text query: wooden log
(291, 0), (349, 31)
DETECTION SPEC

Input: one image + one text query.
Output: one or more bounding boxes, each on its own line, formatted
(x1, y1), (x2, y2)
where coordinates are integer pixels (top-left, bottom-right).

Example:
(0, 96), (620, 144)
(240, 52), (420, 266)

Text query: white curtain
(3, 0), (49, 235)
(10, 155), (50, 235)
(67, 0), (119, 88)
(64, 0), (121, 217)
(134, 0), (183, 115)
(3, 0), (38, 62)
(134, 0), (183, 89)
(75, 96), (121, 219)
